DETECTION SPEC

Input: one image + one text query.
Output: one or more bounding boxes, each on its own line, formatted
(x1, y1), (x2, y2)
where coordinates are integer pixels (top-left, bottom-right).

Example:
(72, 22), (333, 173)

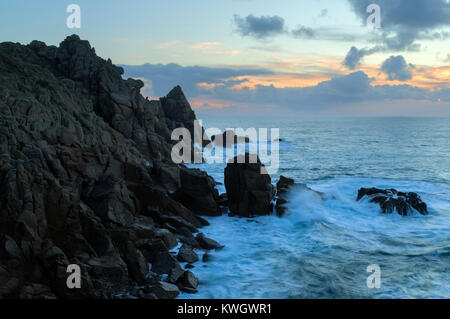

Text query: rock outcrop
(211, 130), (251, 148)
(357, 187), (428, 216)
(224, 153), (274, 217)
(275, 176), (295, 216)
(0, 35), (221, 299)
(275, 176), (326, 216)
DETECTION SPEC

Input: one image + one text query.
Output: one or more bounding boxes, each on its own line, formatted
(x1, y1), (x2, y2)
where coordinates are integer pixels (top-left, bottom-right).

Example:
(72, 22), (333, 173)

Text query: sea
(180, 116), (450, 299)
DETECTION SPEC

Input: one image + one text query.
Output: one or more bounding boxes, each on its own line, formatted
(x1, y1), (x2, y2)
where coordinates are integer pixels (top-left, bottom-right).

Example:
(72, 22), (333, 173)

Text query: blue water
(182, 116), (450, 299)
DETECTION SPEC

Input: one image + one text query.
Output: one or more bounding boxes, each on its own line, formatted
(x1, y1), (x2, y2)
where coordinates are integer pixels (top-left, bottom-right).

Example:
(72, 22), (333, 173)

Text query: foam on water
(180, 177), (450, 299)
(179, 116), (450, 299)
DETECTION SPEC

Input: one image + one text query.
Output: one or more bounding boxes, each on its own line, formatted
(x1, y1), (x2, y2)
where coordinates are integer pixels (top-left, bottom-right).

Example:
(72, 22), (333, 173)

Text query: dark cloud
(381, 55), (414, 81)
(121, 63), (273, 97)
(233, 14), (286, 39)
(342, 46), (382, 69)
(343, 0), (450, 68)
(291, 26), (315, 39)
(348, 0), (450, 30)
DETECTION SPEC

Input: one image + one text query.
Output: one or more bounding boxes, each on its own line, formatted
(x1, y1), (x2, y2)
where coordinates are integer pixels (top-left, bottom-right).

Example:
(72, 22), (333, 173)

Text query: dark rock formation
(275, 176), (295, 216)
(177, 245), (199, 263)
(196, 233), (224, 250)
(357, 188), (428, 216)
(224, 153), (274, 217)
(211, 130), (251, 148)
(0, 35), (220, 299)
(275, 176), (327, 217)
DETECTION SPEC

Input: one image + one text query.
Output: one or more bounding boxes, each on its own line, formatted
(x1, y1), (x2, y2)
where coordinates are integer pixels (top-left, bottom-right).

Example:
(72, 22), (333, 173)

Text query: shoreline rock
(224, 153), (275, 217)
(0, 35), (222, 299)
(357, 187), (428, 216)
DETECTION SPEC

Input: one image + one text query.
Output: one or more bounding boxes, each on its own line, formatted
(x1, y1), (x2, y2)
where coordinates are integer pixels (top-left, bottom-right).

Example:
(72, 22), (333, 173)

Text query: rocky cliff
(0, 35), (220, 299)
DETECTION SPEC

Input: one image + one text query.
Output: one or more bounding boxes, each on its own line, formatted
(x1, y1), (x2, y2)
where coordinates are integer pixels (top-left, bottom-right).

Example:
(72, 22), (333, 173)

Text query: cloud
(233, 14), (286, 39)
(318, 9), (328, 18)
(121, 63), (274, 97)
(446, 54), (450, 62)
(342, 46), (383, 69)
(343, 0), (450, 68)
(122, 63), (448, 114)
(291, 26), (315, 39)
(381, 55), (414, 81)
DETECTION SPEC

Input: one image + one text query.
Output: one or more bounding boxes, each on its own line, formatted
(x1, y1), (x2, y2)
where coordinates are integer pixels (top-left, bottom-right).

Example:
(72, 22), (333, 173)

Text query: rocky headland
(0, 35), (221, 299)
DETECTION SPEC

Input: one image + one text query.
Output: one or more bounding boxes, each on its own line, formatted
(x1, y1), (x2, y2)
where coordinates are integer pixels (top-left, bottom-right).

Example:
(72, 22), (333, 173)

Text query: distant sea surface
(182, 116), (450, 299)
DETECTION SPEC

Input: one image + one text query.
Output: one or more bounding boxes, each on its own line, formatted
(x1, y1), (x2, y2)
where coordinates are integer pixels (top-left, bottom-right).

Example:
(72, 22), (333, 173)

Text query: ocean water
(182, 116), (450, 299)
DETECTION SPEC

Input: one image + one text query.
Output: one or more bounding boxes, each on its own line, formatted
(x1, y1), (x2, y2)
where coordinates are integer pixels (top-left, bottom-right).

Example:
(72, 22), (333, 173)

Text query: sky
(0, 0), (449, 115)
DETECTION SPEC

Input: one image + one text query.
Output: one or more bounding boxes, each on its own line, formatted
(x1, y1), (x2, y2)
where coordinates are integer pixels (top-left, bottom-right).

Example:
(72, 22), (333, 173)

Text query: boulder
(224, 153), (274, 217)
(357, 187), (428, 216)
(150, 281), (180, 299)
(178, 270), (198, 292)
(177, 245), (199, 263)
(196, 233), (223, 250)
(176, 167), (220, 216)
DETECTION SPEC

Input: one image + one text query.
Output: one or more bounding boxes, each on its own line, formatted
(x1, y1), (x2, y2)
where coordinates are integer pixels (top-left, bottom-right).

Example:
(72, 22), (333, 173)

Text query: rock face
(357, 188), (428, 216)
(224, 153), (274, 217)
(275, 176), (295, 216)
(275, 176), (326, 216)
(0, 35), (220, 298)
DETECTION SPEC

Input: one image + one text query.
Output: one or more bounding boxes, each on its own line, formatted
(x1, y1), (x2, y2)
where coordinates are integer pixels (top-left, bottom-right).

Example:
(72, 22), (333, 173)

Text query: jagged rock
(160, 215), (197, 233)
(178, 270), (198, 292)
(177, 245), (199, 263)
(0, 35), (219, 298)
(224, 153), (274, 217)
(357, 187), (428, 216)
(176, 167), (221, 216)
(196, 233), (223, 250)
(149, 281), (180, 299)
(150, 250), (182, 277)
(124, 244), (149, 285)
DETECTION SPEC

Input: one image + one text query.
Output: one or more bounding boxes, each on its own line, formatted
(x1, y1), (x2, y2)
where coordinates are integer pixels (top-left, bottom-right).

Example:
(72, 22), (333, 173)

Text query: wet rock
(202, 251), (213, 262)
(178, 270), (198, 292)
(151, 250), (183, 279)
(160, 215), (197, 233)
(357, 187), (428, 216)
(196, 233), (223, 250)
(275, 176), (295, 216)
(177, 245), (199, 263)
(150, 281), (180, 299)
(224, 153), (274, 217)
